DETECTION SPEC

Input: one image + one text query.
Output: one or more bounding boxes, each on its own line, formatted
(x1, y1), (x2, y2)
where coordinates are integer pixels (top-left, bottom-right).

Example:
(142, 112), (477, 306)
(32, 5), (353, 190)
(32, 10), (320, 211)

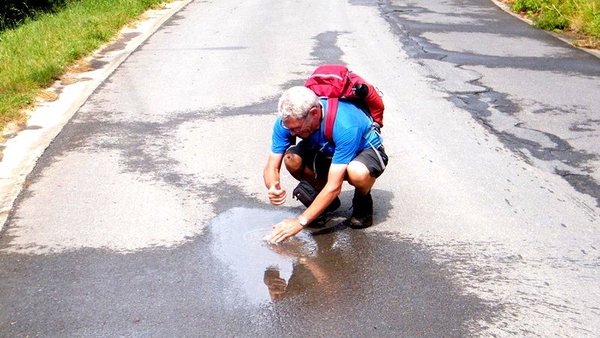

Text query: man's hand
(265, 218), (303, 244)
(268, 181), (287, 206)
(264, 268), (287, 300)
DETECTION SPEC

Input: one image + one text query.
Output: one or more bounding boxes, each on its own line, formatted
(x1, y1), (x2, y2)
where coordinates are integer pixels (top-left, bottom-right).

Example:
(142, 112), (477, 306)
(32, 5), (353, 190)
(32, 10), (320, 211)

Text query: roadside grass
(506, 0), (600, 48)
(0, 0), (167, 132)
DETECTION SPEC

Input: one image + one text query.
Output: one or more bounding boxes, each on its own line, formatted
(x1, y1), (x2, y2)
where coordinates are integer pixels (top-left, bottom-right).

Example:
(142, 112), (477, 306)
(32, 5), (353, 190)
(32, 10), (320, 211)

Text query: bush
(537, 1), (573, 30)
(1, 0), (74, 31)
(512, 0), (544, 13)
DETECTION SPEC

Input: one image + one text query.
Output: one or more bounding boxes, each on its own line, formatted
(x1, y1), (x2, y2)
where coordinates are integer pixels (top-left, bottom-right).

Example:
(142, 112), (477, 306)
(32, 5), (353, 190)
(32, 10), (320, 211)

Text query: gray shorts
(285, 140), (388, 180)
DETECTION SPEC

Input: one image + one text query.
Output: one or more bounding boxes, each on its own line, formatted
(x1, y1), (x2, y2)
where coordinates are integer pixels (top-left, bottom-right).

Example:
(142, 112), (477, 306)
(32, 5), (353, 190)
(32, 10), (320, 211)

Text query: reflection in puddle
(209, 207), (347, 304)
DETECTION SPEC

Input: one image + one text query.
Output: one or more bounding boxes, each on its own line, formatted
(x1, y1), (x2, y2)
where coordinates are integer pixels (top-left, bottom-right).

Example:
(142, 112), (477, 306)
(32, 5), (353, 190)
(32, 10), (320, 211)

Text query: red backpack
(304, 64), (384, 141)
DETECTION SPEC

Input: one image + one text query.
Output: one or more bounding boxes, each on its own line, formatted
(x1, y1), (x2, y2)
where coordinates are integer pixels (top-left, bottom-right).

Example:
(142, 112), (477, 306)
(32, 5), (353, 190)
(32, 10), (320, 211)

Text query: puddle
(209, 207), (322, 304)
(206, 207), (496, 335)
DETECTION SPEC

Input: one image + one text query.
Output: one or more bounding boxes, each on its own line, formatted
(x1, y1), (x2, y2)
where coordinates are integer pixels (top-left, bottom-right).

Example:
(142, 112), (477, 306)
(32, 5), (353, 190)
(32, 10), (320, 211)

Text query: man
(264, 86), (388, 243)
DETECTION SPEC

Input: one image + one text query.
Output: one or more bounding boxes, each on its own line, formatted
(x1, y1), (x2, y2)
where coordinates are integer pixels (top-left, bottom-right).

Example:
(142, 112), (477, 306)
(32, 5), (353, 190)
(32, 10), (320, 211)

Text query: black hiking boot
(305, 197), (341, 229)
(349, 190), (373, 229)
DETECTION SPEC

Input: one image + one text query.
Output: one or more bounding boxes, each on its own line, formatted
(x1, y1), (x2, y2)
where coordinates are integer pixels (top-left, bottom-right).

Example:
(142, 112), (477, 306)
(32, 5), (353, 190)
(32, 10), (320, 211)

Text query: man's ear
(309, 105), (320, 118)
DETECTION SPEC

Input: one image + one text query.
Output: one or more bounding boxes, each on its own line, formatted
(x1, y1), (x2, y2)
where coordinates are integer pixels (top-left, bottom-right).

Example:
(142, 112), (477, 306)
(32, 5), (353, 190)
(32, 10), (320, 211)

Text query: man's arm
(265, 164), (346, 244)
(300, 163), (346, 222)
(264, 152), (287, 206)
(264, 152), (283, 188)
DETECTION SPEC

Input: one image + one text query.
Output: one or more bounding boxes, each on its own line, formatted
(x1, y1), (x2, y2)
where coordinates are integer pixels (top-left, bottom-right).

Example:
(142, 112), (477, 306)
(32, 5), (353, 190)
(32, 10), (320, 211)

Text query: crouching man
(264, 86), (388, 243)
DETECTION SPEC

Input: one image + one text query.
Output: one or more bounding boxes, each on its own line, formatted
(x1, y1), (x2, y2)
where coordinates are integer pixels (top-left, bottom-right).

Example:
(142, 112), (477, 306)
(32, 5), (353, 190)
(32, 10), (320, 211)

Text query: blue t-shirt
(271, 99), (382, 165)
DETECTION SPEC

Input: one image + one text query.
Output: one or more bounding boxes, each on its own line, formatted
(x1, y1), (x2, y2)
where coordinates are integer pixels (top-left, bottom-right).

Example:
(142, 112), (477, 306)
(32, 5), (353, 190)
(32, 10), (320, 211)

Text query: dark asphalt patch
(379, 0), (600, 206)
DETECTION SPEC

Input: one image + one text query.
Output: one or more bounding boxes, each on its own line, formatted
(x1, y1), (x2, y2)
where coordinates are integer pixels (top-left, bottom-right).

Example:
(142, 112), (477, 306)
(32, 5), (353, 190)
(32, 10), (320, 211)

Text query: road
(0, 0), (599, 336)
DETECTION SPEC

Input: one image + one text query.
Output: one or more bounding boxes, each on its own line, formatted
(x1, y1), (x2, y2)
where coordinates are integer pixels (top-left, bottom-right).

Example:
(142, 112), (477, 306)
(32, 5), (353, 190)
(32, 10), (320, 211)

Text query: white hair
(278, 86), (319, 120)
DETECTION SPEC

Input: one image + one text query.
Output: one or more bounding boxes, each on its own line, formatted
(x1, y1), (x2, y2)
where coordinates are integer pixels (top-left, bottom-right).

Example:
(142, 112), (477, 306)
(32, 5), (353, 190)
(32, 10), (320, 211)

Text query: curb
(0, 0), (193, 229)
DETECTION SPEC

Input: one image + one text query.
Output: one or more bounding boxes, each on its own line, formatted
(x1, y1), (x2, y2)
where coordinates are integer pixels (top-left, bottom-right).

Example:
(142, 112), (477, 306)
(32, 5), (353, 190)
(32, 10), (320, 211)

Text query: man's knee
(347, 161), (376, 194)
(347, 161), (372, 183)
(284, 153), (303, 176)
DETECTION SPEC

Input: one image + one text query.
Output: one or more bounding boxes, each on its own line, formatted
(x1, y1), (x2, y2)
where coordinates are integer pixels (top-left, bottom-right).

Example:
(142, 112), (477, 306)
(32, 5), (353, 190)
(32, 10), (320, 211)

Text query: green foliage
(512, 0), (543, 13)
(577, 0), (600, 36)
(0, 0), (75, 31)
(511, 0), (600, 38)
(538, 1), (573, 30)
(0, 0), (165, 128)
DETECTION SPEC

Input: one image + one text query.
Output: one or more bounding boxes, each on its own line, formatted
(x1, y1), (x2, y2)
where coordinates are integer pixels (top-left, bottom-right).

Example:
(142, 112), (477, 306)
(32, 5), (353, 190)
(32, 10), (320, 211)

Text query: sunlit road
(1, 0), (599, 336)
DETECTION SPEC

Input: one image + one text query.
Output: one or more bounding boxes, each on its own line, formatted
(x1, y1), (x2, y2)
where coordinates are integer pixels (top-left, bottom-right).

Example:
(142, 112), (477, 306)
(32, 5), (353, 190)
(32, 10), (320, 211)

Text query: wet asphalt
(0, 208), (493, 336)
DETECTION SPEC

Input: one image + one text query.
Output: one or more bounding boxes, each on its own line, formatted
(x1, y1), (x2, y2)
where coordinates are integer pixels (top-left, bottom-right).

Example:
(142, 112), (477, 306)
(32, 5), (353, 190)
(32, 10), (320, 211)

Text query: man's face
(283, 116), (311, 138)
(282, 106), (319, 138)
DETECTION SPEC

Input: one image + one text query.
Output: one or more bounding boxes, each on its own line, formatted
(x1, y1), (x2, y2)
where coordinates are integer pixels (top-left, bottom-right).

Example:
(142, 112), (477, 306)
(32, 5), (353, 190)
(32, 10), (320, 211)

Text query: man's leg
(346, 161), (376, 228)
(347, 161), (377, 194)
(346, 146), (388, 228)
(283, 149), (326, 190)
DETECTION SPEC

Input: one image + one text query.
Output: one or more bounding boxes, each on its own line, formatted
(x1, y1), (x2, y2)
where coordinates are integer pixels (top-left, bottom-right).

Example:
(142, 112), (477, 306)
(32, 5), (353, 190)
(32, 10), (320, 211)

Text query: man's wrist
(297, 215), (309, 227)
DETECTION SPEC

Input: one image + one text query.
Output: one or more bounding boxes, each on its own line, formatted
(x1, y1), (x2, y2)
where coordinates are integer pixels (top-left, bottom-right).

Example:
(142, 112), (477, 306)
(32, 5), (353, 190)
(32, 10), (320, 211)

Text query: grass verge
(505, 0), (600, 48)
(0, 0), (167, 132)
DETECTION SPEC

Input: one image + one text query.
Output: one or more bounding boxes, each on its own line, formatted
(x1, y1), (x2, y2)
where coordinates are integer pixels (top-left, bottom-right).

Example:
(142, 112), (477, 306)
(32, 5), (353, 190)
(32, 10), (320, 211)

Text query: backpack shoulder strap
(324, 97), (338, 141)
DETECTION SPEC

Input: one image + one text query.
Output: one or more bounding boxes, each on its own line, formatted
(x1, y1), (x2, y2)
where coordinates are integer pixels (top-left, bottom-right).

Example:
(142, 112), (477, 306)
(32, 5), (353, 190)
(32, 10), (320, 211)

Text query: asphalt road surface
(0, 0), (599, 336)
